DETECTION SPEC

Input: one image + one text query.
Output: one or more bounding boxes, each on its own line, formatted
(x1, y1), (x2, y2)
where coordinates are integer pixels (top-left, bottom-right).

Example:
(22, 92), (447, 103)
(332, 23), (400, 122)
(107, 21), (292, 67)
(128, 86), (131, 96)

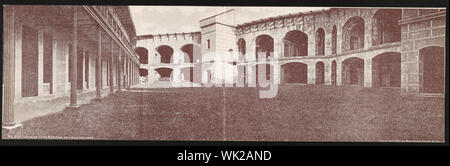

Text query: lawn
(5, 85), (445, 142)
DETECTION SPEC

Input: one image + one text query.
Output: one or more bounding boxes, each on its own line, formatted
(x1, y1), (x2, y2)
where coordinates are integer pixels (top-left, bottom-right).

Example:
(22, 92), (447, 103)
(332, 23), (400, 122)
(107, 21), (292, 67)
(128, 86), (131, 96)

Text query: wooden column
(110, 42), (115, 93)
(96, 29), (102, 98)
(117, 50), (122, 91)
(69, 6), (78, 107)
(3, 6), (16, 127)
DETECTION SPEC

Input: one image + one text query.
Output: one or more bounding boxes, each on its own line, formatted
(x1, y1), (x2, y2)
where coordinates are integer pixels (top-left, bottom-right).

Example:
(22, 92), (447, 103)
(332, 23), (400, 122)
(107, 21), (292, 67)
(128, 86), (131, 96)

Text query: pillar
(110, 42), (114, 93)
(128, 57), (131, 88)
(117, 50), (122, 91)
(324, 61), (332, 85)
(336, 61), (342, 85)
(124, 56), (128, 88)
(38, 30), (44, 95)
(96, 29), (102, 98)
(69, 6), (78, 107)
(14, 23), (22, 98)
(364, 58), (372, 87)
(3, 6), (18, 128)
(82, 50), (86, 90)
(51, 36), (57, 94)
(307, 62), (315, 84)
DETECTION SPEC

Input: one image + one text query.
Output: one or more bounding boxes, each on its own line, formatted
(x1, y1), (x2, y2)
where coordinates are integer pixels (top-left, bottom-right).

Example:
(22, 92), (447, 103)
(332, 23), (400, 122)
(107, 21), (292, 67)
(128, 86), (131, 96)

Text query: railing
(88, 6), (137, 62)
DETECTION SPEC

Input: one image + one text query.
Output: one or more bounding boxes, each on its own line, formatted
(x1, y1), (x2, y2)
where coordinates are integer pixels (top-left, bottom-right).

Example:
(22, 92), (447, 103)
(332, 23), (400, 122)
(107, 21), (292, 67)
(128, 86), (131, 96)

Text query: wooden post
(3, 6), (18, 128)
(96, 29), (102, 98)
(69, 6), (78, 107)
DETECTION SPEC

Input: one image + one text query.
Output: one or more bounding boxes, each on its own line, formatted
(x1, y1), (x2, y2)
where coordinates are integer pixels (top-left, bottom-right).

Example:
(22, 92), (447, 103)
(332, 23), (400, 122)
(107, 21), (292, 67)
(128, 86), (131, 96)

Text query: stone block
(406, 63), (419, 74)
(431, 17), (445, 27)
(414, 36), (445, 50)
(408, 29), (431, 39)
(408, 84), (419, 93)
(431, 27), (445, 36)
(408, 74), (419, 84)
(403, 9), (418, 19)
(406, 51), (418, 62)
(409, 20), (431, 31)
(401, 41), (414, 51)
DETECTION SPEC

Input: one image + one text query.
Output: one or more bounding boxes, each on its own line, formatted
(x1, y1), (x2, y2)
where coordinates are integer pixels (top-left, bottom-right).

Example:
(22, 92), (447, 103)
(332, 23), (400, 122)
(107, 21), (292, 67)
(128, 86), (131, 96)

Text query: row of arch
(135, 43), (201, 65)
(238, 9), (402, 58)
(142, 46), (444, 94)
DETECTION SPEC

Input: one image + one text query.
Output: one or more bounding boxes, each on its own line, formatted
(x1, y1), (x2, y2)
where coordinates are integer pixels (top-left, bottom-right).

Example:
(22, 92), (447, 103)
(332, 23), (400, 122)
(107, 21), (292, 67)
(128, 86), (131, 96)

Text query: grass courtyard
(5, 85), (445, 142)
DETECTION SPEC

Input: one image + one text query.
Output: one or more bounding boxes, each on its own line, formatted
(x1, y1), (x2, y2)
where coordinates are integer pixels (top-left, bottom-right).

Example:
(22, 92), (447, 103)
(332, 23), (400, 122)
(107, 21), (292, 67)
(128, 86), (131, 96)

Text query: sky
(129, 6), (329, 36)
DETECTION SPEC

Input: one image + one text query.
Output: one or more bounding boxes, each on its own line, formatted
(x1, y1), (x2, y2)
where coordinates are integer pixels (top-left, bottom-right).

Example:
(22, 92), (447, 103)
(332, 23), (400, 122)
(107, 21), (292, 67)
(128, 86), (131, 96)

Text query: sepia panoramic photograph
(2, 5), (446, 142)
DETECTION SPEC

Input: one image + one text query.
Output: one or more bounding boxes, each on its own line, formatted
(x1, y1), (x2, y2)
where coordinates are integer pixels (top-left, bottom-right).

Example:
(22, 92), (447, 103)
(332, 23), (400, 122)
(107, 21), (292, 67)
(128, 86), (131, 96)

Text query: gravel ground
(5, 85), (444, 142)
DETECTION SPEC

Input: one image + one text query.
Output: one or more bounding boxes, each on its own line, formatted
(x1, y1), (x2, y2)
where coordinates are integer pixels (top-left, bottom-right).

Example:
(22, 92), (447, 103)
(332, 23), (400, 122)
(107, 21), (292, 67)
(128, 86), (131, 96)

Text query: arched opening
(372, 9), (401, 46)
(156, 45), (173, 64)
(180, 67), (194, 82)
(342, 57), (364, 86)
(420, 46), (444, 93)
(251, 64), (274, 84)
(342, 17), (365, 52)
(180, 44), (200, 63)
(255, 35), (274, 59)
(372, 52), (401, 87)
(316, 61), (325, 84)
(281, 62), (307, 84)
(315, 28), (325, 56)
(331, 60), (337, 85)
(332, 25), (337, 54)
(155, 68), (173, 81)
(135, 47), (148, 64)
(238, 38), (246, 56)
(139, 68), (148, 77)
(284, 30), (308, 57)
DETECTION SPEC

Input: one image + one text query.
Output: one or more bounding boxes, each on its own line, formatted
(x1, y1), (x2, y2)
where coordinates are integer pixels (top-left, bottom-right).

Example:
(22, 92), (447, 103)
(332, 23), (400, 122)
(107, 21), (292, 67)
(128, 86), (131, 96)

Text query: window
(207, 39), (210, 49)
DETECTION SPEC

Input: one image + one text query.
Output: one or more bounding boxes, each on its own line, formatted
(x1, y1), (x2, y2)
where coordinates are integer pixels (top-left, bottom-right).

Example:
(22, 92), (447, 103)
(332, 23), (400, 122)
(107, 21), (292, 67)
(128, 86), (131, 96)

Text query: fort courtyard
(5, 85), (444, 142)
(2, 6), (446, 142)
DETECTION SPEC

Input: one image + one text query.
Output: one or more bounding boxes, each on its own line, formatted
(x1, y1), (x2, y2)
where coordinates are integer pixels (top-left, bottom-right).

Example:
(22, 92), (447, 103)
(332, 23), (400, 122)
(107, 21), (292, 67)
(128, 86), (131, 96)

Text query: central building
(135, 8), (446, 95)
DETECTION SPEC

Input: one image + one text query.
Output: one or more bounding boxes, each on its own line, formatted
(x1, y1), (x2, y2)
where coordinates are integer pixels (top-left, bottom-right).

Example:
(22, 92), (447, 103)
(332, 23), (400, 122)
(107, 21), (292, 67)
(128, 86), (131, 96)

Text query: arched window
(331, 25), (337, 54)
(283, 30), (308, 57)
(315, 28), (325, 56)
(238, 38), (246, 56)
(156, 45), (174, 64)
(255, 35), (274, 59)
(372, 9), (401, 46)
(342, 17), (365, 51)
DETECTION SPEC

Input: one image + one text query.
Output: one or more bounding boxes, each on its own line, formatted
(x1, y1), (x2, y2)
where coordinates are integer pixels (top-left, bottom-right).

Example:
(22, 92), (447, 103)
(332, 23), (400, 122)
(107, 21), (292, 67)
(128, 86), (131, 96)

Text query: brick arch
(154, 67), (173, 79)
(180, 43), (201, 63)
(341, 57), (364, 86)
(315, 61), (325, 84)
(283, 30), (308, 57)
(281, 62), (308, 84)
(155, 45), (174, 64)
(372, 52), (401, 87)
(135, 47), (148, 64)
(315, 28), (326, 56)
(342, 16), (365, 52)
(255, 34), (275, 59)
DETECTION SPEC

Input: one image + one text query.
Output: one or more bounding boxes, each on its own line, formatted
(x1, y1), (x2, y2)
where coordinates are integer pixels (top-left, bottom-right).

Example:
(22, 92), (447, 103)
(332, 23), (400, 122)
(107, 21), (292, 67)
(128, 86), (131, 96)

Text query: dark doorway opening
(22, 25), (39, 97)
